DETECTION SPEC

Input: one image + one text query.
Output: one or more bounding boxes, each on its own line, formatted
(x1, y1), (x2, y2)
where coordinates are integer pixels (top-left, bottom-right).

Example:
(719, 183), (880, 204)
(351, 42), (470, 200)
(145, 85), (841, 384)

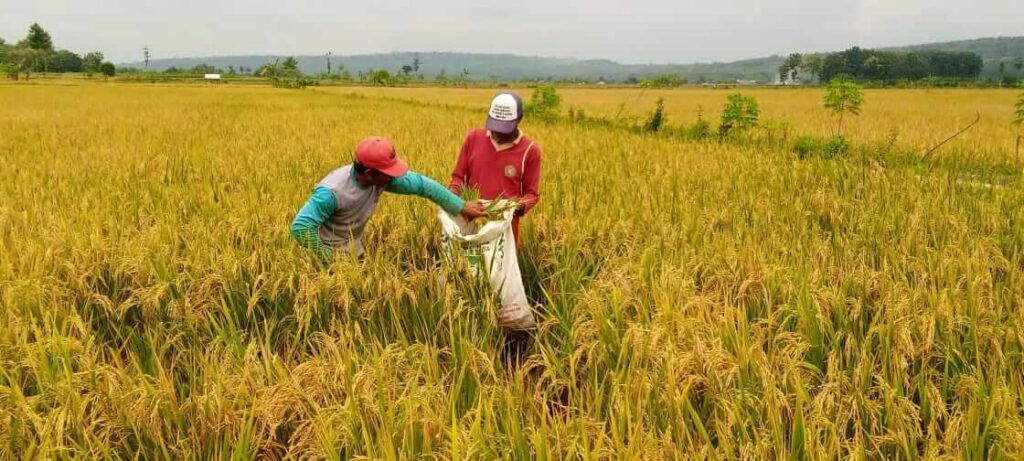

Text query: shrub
(793, 135), (851, 159)
(1, 62), (19, 80)
(718, 93), (759, 139)
(369, 69), (394, 86)
(643, 98), (666, 133)
(526, 85), (561, 119)
(273, 76), (317, 89)
(689, 106), (712, 140)
(640, 74), (686, 88)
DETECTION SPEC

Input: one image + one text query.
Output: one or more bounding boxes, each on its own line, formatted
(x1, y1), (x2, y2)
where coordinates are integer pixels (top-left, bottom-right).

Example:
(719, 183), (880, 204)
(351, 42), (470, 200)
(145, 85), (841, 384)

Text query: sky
(1, 0), (1021, 64)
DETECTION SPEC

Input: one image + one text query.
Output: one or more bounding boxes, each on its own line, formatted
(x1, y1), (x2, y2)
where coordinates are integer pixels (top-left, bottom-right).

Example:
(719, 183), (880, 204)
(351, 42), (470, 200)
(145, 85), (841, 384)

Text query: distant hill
(122, 52), (781, 83)
(121, 36), (1024, 83)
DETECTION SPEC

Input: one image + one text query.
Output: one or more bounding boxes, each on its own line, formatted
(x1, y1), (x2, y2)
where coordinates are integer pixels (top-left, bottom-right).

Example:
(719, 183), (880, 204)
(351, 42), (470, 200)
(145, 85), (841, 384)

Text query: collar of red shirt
(486, 130), (525, 152)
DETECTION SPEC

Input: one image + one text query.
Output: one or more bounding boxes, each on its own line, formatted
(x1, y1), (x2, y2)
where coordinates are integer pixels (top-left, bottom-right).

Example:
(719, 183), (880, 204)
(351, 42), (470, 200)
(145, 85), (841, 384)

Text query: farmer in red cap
(291, 136), (485, 260)
(448, 92), (542, 246)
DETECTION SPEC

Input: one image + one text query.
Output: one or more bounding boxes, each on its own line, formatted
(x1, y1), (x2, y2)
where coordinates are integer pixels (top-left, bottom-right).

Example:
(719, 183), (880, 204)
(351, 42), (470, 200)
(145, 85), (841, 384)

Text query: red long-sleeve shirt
(449, 129), (542, 242)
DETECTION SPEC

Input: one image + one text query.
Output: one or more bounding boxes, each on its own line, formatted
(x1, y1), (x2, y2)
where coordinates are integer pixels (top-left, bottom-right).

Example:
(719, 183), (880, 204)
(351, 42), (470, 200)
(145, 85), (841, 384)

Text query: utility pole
(143, 46), (151, 70)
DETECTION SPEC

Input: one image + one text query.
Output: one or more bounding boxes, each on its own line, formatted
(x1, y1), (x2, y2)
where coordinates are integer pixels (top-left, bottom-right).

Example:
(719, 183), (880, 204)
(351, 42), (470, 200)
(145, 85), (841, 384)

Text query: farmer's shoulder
(522, 135), (542, 156)
(465, 128), (488, 141)
(318, 165), (353, 189)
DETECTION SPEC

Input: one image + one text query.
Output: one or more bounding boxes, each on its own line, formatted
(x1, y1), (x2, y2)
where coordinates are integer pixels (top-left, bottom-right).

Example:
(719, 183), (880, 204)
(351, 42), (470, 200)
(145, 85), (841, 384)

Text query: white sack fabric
(438, 202), (536, 330)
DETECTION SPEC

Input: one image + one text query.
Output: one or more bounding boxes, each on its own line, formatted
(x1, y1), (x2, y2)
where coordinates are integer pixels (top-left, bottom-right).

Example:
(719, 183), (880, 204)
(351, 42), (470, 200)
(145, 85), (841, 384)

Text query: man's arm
(290, 186), (336, 261)
(448, 132), (473, 193)
(518, 144), (542, 215)
(388, 171), (467, 215)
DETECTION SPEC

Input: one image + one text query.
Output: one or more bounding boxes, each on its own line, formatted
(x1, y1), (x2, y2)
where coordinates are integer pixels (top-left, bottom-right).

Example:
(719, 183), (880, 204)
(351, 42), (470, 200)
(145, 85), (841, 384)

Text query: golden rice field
(339, 86), (1021, 161)
(2, 81), (1024, 459)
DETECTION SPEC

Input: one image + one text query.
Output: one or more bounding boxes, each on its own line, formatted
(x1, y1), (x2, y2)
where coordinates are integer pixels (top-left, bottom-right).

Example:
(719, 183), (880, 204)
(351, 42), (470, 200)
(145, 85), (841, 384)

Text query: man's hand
(460, 200), (486, 220)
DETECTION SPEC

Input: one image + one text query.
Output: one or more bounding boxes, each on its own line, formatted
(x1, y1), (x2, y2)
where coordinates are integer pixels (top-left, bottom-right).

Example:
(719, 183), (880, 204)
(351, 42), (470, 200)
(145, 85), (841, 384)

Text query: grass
(1, 81), (1024, 459)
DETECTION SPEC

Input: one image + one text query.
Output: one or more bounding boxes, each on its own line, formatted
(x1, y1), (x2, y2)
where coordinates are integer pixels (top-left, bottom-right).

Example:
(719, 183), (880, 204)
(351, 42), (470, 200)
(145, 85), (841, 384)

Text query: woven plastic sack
(438, 201), (536, 330)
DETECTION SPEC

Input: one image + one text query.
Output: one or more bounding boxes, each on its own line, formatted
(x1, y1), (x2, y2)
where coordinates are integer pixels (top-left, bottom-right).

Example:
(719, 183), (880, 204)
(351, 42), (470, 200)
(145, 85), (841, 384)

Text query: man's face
(490, 127), (519, 143)
(364, 170), (394, 188)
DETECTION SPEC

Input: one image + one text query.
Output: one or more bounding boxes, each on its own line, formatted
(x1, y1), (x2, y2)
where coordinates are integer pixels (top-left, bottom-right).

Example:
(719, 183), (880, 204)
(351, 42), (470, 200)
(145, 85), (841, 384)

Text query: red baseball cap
(354, 136), (409, 177)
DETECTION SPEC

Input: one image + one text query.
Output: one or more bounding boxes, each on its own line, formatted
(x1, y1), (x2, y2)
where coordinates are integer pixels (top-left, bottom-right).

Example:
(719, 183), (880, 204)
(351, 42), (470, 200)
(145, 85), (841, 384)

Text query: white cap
(486, 93), (524, 133)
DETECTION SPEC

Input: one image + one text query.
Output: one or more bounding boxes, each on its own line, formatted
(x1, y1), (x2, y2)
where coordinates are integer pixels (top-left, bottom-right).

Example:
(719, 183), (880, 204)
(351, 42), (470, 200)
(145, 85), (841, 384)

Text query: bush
(643, 98), (666, 133)
(718, 93), (759, 139)
(99, 62), (115, 77)
(793, 135), (851, 159)
(1, 62), (19, 80)
(686, 105), (711, 140)
(273, 76), (317, 89)
(369, 69), (394, 86)
(641, 74), (686, 88)
(526, 85), (561, 119)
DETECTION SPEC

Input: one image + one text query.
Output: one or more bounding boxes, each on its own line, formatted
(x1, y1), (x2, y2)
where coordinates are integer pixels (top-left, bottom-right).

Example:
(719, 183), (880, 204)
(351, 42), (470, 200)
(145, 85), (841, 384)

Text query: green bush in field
(793, 135), (851, 159)
(718, 93), (759, 139)
(273, 76), (317, 89)
(526, 85), (561, 120)
(643, 98), (666, 133)
(689, 106), (712, 140)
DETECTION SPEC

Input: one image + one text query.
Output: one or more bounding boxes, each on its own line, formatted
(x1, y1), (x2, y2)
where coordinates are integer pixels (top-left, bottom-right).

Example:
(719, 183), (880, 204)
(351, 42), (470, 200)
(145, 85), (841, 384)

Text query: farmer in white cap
(448, 92), (542, 247)
(291, 136), (485, 261)
(448, 92), (543, 365)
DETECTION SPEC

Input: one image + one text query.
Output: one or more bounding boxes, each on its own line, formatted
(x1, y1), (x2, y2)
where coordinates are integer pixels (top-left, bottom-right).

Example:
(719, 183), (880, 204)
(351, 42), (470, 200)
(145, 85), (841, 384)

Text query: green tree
(778, 62), (791, 84)
(642, 74), (685, 88)
(258, 60), (280, 77)
(6, 47), (44, 78)
(800, 55), (823, 82)
(22, 23), (53, 51)
(50, 49), (82, 72)
(99, 62), (115, 77)
(718, 94), (759, 138)
(785, 53), (802, 82)
(191, 63), (220, 74)
(82, 52), (104, 76)
(369, 69), (393, 86)
(1, 62), (19, 80)
(281, 57), (299, 72)
(824, 77), (864, 136)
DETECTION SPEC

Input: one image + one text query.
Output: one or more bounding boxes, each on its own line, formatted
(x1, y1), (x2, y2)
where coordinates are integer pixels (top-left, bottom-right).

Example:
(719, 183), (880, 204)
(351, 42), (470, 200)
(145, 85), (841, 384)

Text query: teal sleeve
(386, 170), (466, 215)
(291, 186), (337, 260)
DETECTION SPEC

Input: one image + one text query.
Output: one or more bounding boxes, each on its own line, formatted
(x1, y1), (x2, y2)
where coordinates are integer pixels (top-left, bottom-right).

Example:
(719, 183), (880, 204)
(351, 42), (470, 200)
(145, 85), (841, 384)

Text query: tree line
(778, 47), (987, 84)
(1, 23), (115, 79)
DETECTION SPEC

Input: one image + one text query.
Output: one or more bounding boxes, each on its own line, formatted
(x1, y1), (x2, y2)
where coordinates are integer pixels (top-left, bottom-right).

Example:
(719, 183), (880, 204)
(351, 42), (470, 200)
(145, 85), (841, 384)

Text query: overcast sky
(2, 1), (1021, 64)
